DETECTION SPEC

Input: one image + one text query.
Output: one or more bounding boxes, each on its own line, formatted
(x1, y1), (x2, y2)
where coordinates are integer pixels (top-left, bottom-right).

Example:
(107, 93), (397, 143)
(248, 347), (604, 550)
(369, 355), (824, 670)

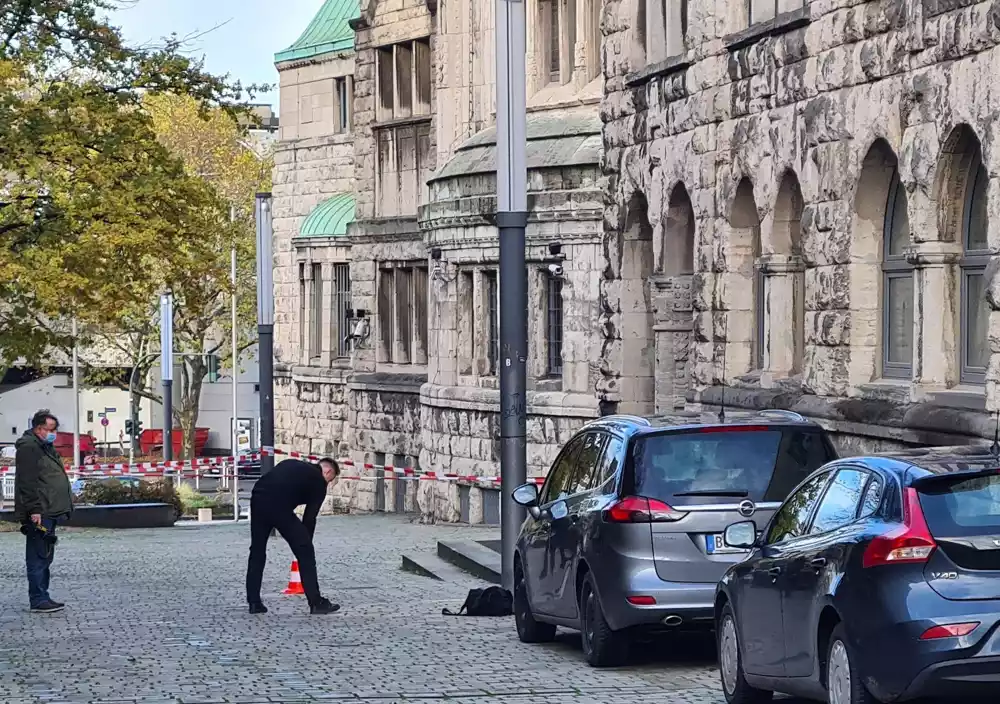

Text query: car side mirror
(512, 483), (539, 508)
(724, 520), (758, 550)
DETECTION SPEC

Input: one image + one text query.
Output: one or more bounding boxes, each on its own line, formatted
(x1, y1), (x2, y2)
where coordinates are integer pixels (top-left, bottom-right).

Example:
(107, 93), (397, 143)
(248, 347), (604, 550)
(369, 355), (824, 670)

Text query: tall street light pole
(71, 317), (81, 469)
(160, 292), (174, 462)
(496, 0), (528, 591)
(230, 205), (241, 510)
(256, 193), (275, 476)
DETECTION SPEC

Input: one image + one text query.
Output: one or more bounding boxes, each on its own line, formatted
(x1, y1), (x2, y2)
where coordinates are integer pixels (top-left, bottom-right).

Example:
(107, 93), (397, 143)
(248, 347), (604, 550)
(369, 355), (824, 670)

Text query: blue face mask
(44, 432), (57, 445)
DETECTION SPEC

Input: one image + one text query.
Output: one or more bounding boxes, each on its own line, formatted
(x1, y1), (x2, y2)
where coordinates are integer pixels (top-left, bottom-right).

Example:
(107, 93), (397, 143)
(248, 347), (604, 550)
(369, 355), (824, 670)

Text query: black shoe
(248, 602), (268, 614)
(30, 601), (65, 614)
(309, 598), (340, 615)
(49, 600), (64, 608)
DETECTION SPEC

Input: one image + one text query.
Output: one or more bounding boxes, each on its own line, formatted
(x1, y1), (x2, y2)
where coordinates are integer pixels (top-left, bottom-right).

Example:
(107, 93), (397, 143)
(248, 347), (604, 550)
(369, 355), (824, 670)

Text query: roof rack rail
(756, 409), (807, 422)
(591, 414), (652, 427)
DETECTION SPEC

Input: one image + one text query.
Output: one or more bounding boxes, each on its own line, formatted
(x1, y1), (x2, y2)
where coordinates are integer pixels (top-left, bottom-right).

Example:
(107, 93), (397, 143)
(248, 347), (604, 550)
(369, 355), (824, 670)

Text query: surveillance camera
(432, 263), (443, 278)
(547, 263), (563, 277)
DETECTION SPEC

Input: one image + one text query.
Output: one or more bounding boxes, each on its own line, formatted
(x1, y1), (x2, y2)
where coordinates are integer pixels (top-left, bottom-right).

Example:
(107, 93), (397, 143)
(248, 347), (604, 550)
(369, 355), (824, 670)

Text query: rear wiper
(672, 489), (750, 498)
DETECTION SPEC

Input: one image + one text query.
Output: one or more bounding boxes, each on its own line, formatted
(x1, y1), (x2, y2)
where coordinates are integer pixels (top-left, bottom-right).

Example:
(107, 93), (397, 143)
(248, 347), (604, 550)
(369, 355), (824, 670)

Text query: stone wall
(600, 0), (1000, 444)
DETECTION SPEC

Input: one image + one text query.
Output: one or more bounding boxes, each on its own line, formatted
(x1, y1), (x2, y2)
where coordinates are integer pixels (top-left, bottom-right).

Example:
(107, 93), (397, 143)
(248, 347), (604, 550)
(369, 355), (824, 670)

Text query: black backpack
(442, 586), (513, 616)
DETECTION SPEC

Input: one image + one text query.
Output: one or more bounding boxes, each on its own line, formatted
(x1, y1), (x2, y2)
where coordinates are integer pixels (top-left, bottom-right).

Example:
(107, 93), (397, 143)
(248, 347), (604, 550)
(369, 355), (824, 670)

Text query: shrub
(78, 479), (182, 518)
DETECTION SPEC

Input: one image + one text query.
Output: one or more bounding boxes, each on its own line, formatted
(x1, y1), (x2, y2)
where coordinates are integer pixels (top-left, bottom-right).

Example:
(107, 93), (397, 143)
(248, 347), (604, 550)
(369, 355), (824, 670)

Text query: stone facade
(600, 0), (1000, 451)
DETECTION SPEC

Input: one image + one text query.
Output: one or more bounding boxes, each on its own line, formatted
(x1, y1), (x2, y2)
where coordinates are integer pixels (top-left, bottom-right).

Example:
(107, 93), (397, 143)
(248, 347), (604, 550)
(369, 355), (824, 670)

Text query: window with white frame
(961, 155), (990, 384)
(644, 0), (687, 64)
(377, 264), (429, 365)
(546, 273), (564, 376)
(334, 76), (352, 134)
(375, 38), (432, 217)
(749, 0), (805, 25)
(331, 263), (352, 358)
(882, 170), (913, 379)
(310, 263), (323, 361)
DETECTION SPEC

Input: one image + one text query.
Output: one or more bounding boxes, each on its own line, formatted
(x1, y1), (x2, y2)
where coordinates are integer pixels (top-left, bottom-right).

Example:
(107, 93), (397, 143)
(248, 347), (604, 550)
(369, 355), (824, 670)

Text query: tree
(0, 1), (252, 367)
(86, 94), (271, 459)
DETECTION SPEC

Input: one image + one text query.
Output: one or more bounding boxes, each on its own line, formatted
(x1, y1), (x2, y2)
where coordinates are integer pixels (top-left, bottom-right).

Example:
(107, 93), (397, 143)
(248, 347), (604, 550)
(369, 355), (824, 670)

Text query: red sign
(101, 417), (110, 427)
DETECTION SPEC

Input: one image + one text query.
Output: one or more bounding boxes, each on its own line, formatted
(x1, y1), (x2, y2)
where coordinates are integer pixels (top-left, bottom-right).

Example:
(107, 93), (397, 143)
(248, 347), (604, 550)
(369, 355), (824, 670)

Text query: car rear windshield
(917, 473), (1000, 538)
(628, 427), (835, 506)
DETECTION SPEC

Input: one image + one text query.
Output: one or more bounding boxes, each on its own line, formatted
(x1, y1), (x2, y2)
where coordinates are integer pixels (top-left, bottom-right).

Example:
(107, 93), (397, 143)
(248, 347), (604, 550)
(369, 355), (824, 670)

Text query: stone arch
(932, 124), (990, 386)
(849, 139), (911, 386)
(618, 192), (655, 415)
(727, 177), (762, 374)
(761, 170), (805, 378)
(662, 182), (695, 275)
(652, 182), (695, 412)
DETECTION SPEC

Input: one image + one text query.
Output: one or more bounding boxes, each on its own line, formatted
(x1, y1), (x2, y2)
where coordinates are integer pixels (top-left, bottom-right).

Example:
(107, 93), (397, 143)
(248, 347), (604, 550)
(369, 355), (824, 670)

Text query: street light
(496, 0), (529, 591)
(256, 193), (275, 475)
(160, 293), (174, 462)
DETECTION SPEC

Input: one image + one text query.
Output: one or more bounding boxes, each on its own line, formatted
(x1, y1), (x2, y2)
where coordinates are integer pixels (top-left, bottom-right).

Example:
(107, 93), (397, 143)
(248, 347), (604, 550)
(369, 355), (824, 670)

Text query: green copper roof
(275, 0), (359, 63)
(297, 194), (356, 238)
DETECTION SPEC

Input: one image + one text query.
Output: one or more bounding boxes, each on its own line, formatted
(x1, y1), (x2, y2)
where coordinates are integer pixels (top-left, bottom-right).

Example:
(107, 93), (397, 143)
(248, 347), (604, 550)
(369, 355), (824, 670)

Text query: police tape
(0, 446), (547, 486)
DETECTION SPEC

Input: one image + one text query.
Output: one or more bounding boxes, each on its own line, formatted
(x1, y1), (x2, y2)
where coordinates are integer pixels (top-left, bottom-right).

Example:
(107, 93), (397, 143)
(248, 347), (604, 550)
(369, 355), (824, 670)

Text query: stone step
(401, 551), (475, 582)
(436, 539), (501, 584)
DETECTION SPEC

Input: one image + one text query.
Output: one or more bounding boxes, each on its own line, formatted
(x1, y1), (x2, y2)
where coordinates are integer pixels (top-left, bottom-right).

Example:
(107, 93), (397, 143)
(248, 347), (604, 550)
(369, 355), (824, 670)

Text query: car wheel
(826, 623), (874, 704)
(717, 603), (773, 704)
(513, 559), (556, 644)
(579, 572), (626, 667)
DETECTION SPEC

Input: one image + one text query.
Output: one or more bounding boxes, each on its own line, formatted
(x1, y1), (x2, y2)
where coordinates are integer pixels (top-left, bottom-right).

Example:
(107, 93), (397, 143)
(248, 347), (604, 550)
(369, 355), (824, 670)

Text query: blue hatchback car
(715, 446), (1000, 704)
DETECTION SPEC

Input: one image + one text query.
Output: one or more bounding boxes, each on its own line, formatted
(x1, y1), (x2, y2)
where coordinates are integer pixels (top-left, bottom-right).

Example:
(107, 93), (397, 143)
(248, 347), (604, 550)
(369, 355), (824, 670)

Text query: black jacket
(14, 430), (73, 521)
(252, 459), (328, 537)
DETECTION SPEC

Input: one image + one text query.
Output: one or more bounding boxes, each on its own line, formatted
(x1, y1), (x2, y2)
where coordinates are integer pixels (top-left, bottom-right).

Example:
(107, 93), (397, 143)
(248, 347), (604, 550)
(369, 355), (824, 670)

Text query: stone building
(272, 0), (608, 518)
(600, 0), (1000, 450)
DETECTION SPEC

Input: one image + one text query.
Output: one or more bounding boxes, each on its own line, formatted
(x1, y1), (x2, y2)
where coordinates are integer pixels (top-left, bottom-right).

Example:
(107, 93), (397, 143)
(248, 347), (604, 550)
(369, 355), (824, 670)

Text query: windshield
(918, 473), (1000, 538)
(629, 428), (832, 505)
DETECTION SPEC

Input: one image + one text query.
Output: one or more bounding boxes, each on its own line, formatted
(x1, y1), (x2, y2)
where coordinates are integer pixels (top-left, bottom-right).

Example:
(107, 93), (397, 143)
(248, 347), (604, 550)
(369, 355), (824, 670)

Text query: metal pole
(72, 317), (81, 470)
(496, 0), (528, 592)
(160, 293), (174, 463)
(256, 193), (275, 476)
(230, 205), (240, 518)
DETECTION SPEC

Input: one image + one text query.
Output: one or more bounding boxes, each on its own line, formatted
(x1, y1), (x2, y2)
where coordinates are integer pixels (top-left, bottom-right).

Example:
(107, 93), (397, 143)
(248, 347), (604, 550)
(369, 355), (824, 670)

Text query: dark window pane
(768, 430), (837, 500)
(965, 271), (989, 372)
(810, 469), (867, 534)
(886, 172), (910, 257)
(547, 274), (563, 375)
(918, 474), (1000, 538)
(542, 436), (585, 504)
(859, 477), (883, 518)
(592, 435), (625, 492)
(570, 432), (607, 494)
(966, 163), (989, 252)
(885, 274), (913, 367)
(766, 472), (829, 545)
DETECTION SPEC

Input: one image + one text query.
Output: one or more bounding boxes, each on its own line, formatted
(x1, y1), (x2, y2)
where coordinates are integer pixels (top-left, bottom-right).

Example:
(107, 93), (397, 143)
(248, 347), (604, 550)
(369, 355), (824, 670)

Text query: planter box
(0, 503), (177, 529)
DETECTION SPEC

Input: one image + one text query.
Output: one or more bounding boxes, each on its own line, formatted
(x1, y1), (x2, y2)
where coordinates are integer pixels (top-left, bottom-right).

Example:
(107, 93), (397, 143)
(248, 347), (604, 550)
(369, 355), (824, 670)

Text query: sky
(106, 0), (325, 112)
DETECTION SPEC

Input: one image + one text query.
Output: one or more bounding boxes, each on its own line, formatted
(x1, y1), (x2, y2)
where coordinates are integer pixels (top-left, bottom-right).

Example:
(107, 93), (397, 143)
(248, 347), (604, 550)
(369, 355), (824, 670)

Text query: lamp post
(160, 292), (174, 462)
(230, 205), (240, 516)
(256, 193), (275, 475)
(71, 317), (81, 469)
(496, 0), (528, 591)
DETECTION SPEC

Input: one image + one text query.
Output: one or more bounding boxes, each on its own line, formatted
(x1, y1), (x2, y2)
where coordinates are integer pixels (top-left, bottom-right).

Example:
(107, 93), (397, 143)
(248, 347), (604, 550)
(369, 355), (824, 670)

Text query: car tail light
(626, 595), (656, 606)
(920, 622), (979, 640)
(604, 496), (686, 523)
(862, 487), (937, 568)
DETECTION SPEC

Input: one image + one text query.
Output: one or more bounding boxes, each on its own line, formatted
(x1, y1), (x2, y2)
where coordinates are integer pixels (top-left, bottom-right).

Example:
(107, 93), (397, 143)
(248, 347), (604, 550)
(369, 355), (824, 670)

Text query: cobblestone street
(0, 516), (743, 704)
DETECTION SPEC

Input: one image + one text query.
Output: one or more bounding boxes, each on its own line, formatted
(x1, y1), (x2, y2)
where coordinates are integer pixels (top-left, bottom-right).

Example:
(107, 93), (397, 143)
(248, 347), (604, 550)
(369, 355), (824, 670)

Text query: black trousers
(245, 496), (321, 606)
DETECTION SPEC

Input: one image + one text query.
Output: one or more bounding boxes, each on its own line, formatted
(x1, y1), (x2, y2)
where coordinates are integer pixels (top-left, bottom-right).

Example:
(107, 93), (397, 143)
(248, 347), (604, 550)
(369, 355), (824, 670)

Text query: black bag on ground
(442, 586), (513, 616)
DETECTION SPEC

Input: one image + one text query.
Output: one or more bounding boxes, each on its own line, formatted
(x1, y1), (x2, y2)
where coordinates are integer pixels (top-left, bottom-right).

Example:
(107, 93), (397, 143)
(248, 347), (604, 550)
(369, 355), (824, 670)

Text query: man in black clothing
(246, 457), (340, 614)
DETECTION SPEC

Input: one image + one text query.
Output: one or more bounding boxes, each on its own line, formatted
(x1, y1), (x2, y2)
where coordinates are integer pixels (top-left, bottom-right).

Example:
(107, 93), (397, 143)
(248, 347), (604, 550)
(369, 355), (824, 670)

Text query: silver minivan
(511, 410), (838, 667)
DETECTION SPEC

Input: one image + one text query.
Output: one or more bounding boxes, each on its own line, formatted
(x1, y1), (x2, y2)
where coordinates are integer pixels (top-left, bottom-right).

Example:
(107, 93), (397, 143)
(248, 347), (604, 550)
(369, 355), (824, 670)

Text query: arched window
(881, 170), (913, 378)
(961, 155), (990, 384)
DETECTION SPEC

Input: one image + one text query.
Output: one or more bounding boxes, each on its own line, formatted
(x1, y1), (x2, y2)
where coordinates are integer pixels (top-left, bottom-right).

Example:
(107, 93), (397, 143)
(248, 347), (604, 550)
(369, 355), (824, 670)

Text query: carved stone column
(909, 241), (962, 389)
(652, 273), (694, 412)
(759, 253), (804, 384)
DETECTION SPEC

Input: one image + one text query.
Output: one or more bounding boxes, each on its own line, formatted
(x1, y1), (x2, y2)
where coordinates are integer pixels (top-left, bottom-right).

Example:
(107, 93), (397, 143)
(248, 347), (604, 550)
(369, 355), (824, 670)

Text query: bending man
(246, 457), (340, 614)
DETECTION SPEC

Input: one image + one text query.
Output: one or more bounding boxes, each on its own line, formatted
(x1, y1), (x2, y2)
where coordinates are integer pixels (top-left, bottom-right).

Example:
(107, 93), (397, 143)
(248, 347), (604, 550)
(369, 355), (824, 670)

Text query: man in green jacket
(15, 409), (73, 613)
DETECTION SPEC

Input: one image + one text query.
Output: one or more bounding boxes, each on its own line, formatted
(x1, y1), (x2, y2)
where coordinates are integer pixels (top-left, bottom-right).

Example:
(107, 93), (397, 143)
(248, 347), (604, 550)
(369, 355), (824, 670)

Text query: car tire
(717, 603), (773, 704)
(513, 559), (556, 644)
(826, 623), (874, 704)
(579, 572), (626, 667)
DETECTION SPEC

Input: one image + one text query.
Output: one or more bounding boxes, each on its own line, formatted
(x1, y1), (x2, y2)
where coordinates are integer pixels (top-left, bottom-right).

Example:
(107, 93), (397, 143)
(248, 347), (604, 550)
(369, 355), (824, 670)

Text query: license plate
(706, 533), (745, 554)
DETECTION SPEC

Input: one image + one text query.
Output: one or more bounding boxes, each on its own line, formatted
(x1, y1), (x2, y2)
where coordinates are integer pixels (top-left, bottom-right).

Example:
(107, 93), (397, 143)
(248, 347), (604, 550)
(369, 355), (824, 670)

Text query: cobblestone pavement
(0, 515), (798, 704)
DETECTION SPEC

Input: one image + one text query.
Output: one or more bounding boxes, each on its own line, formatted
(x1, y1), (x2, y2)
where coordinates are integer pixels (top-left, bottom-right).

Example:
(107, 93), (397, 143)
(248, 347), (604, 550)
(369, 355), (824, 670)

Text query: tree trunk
(178, 358), (206, 460)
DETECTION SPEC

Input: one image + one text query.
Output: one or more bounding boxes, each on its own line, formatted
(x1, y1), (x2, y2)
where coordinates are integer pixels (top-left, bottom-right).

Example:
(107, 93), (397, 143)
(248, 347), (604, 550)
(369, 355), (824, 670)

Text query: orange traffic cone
(283, 560), (305, 595)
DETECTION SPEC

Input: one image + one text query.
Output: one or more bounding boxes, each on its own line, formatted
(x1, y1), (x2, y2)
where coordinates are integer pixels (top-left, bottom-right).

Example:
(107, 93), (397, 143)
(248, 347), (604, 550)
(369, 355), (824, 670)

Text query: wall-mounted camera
(547, 263), (564, 277)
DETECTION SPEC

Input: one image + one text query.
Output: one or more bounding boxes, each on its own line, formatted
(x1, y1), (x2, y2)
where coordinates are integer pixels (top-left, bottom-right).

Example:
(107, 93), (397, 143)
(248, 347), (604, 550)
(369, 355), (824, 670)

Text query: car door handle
(767, 567), (782, 579)
(810, 557), (827, 569)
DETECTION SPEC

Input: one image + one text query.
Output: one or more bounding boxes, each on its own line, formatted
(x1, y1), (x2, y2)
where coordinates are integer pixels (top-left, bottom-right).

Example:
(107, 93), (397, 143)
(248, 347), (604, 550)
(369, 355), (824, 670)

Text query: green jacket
(14, 430), (73, 521)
